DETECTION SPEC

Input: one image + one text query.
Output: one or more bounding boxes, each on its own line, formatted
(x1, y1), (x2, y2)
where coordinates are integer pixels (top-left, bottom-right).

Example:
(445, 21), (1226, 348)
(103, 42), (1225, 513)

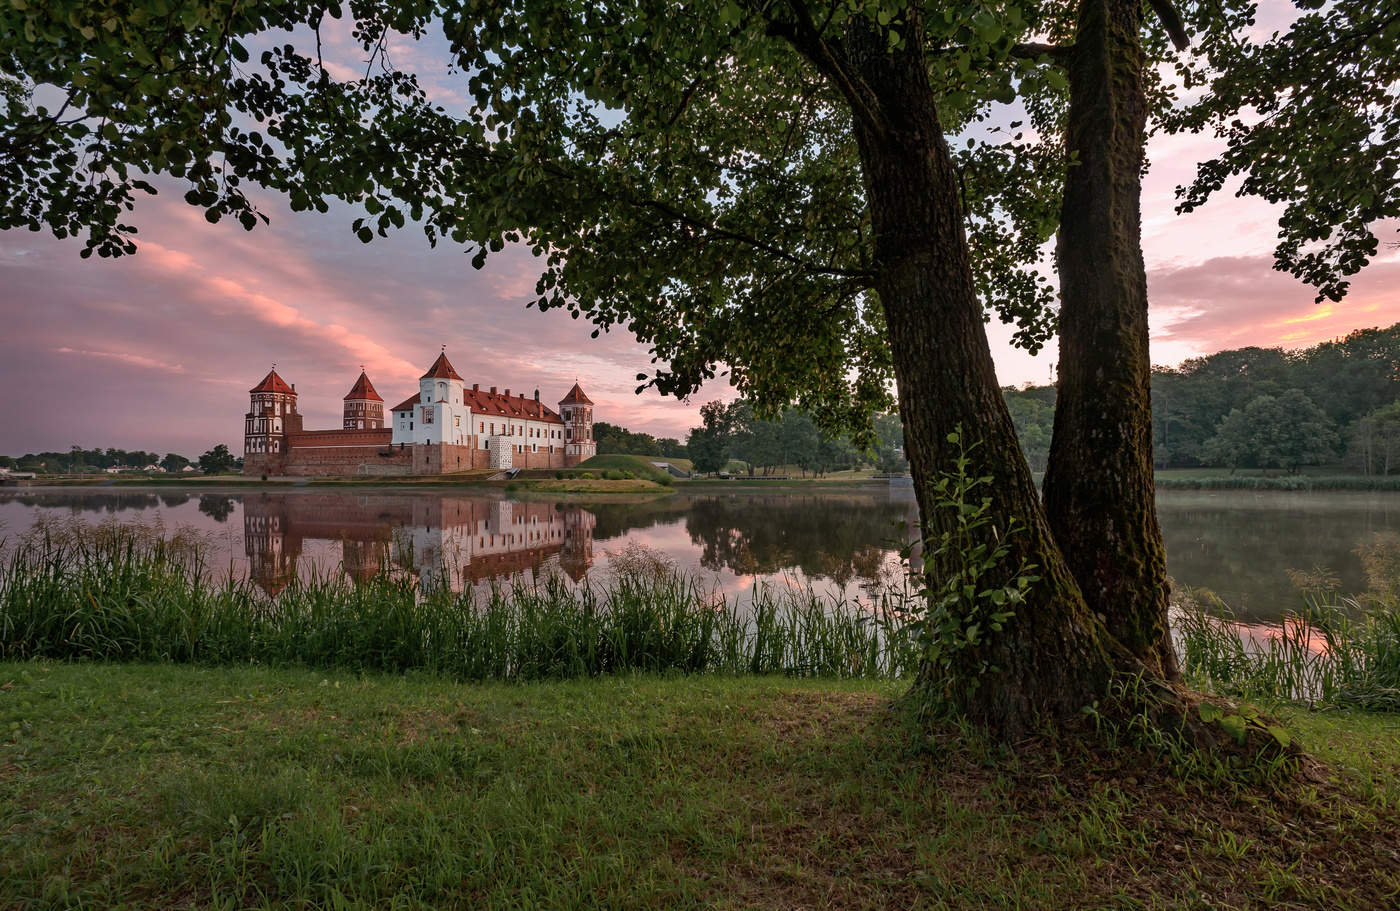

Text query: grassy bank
(2, 663), (1398, 909)
(508, 477), (670, 494)
(676, 477), (890, 491)
(1154, 469), (1400, 491)
(0, 526), (913, 680)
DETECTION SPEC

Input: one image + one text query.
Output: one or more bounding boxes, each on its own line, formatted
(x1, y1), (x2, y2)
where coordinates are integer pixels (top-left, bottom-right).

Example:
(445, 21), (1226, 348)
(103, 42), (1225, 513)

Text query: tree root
(1084, 669), (1316, 782)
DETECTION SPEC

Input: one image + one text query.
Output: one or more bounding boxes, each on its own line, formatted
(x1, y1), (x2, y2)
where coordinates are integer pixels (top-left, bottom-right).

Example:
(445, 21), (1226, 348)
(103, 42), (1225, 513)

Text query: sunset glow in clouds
(1, 5), (1397, 457)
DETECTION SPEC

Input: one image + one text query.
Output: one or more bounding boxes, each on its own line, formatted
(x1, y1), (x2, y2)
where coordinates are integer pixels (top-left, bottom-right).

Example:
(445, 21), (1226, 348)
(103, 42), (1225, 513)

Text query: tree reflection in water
(680, 493), (917, 591)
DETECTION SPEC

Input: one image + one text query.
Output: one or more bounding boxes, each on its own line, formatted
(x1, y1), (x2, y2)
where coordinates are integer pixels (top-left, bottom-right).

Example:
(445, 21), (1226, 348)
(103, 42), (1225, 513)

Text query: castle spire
(420, 350), (463, 381)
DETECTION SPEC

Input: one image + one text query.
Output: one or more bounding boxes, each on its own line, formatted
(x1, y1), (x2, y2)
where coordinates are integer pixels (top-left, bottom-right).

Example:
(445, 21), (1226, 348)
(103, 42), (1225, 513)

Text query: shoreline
(11, 474), (1400, 493)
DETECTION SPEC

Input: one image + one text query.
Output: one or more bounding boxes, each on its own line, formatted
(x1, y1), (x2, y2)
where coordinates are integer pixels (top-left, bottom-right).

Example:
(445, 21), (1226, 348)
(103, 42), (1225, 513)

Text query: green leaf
(1220, 714), (1248, 745)
(1197, 702), (1224, 723)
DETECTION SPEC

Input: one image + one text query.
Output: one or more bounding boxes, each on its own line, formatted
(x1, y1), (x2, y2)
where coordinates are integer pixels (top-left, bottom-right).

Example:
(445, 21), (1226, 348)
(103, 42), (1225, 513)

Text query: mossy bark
(1043, 0), (1178, 678)
(842, 19), (1120, 738)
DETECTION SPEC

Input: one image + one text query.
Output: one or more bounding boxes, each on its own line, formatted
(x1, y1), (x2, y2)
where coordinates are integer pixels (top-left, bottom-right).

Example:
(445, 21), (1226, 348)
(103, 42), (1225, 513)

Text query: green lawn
(3, 664), (1398, 909)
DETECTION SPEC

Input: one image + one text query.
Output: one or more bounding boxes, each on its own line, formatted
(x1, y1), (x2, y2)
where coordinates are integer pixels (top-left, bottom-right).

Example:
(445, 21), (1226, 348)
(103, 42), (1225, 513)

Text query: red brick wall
(412, 443), (568, 473)
(271, 429), (410, 477)
(248, 433), (572, 477)
(242, 453), (285, 477)
(289, 429), (393, 448)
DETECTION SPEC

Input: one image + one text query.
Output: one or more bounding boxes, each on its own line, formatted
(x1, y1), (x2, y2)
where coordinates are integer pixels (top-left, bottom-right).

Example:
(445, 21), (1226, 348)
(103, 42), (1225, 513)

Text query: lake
(3, 485), (1398, 620)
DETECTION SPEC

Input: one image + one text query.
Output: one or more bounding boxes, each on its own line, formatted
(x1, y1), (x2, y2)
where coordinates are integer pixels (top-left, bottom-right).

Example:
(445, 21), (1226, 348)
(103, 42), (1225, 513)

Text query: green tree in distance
(160, 453), (192, 473)
(197, 444), (238, 475)
(1203, 390), (1337, 474)
(686, 402), (733, 477)
(1352, 402), (1400, 476)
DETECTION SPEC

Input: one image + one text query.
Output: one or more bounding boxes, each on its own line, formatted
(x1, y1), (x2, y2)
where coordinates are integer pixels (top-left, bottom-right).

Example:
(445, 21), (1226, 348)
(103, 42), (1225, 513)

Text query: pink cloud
(1148, 253), (1400, 353)
(54, 347), (187, 372)
(0, 185), (719, 454)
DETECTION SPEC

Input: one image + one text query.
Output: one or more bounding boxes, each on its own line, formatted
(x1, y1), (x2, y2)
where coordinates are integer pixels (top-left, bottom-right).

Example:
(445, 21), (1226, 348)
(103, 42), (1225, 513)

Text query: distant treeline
(1006, 324), (1400, 474)
(2, 445), (240, 475)
(592, 423), (688, 459)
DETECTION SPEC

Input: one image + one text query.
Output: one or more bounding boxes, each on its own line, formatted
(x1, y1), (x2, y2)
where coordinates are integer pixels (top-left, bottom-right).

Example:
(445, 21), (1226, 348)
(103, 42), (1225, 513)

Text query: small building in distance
(243, 351), (596, 477)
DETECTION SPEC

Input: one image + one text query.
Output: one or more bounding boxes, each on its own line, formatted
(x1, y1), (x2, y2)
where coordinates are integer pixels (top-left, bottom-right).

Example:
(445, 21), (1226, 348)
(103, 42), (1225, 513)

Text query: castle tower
(342, 369), (384, 430)
(411, 350), (469, 473)
(558, 382), (596, 465)
(243, 368), (301, 474)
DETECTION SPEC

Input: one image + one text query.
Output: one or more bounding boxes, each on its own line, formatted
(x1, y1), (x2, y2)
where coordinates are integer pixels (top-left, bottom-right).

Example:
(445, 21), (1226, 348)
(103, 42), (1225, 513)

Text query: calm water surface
(3, 486), (1397, 620)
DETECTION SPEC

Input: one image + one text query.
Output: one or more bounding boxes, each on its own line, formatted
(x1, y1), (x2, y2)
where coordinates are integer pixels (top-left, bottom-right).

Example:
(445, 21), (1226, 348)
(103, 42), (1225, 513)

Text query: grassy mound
(513, 477), (669, 493)
(577, 453), (678, 482)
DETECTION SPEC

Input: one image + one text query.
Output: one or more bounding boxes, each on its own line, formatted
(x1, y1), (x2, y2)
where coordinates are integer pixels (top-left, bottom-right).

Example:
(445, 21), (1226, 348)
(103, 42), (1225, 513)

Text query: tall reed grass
(0, 524), (918, 680)
(1175, 589), (1400, 710)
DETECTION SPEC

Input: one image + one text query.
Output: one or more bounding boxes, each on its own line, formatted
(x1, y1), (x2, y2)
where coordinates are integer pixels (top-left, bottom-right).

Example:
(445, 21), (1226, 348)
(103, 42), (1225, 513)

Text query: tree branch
(1149, 0), (1191, 51)
(1010, 41), (1073, 62)
(930, 40), (1074, 68)
(765, 1), (886, 140)
(636, 194), (876, 282)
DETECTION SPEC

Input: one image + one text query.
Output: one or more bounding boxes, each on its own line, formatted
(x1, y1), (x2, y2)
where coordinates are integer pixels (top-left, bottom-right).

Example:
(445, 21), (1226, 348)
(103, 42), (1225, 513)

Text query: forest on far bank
(1008, 324), (1400, 474)
(610, 323), (1400, 477)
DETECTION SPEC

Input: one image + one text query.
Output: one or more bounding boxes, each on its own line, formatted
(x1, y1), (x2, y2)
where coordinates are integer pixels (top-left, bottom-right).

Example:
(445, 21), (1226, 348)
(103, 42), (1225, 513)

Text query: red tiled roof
(464, 388), (564, 424)
(559, 382), (593, 405)
(390, 392), (421, 412)
(343, 371), (383, 402)
(250, 369), (295, 395)
(420, 352), (463, 381)
(387, 387), (564, 424)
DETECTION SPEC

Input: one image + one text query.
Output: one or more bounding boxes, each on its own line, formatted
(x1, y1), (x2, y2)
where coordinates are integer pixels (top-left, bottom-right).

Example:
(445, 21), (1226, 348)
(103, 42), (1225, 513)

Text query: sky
(1, 6), (1397, 458)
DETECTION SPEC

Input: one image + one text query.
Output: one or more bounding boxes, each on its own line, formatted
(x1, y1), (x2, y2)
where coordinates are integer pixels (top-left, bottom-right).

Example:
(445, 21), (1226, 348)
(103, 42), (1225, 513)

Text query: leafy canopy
(1168, 0), (1400, 302)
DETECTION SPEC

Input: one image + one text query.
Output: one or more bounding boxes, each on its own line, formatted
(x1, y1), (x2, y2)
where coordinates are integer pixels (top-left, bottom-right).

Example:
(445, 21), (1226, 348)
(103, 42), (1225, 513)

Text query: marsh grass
(1176, 588), (1400, 710)
(0, 523), (918, 680)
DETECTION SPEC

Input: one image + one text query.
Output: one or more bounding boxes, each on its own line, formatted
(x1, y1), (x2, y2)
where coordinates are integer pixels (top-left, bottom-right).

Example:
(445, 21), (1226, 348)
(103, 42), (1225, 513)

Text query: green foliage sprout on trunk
(908, 428), (1039, 704)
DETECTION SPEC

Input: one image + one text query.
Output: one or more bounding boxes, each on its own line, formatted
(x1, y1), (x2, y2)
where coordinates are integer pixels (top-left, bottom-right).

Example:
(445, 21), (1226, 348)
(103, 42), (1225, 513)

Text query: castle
(243, 350), (596, 477)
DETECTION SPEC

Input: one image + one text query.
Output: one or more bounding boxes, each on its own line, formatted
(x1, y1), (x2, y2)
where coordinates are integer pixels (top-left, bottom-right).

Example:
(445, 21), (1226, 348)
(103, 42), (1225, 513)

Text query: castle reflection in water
(242, 493), (596, 596)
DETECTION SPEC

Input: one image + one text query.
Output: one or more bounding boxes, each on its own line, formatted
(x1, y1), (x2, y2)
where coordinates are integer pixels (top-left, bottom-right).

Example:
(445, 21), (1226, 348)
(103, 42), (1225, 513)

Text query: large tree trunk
(1043, 0), (1178, 679)
(842, 19), (1120, 737)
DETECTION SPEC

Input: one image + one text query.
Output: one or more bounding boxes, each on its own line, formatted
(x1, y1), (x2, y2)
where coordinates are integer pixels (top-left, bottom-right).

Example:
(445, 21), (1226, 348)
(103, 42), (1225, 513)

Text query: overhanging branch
(1149, 0), (1191, 51)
